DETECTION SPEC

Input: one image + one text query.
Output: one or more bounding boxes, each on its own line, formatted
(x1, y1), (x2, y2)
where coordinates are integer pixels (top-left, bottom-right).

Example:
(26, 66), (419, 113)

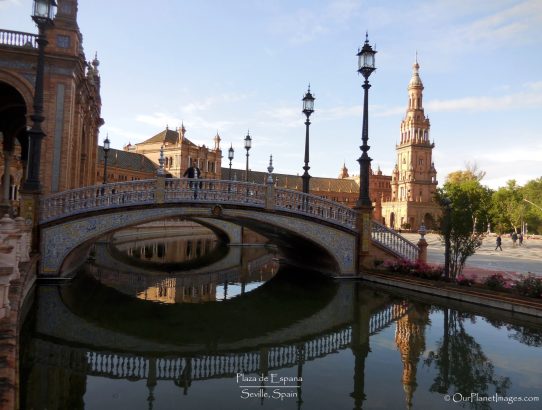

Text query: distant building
(380, 60), (440, 230)
(124, 124), (222, 179)
(96, 147), (158, 183)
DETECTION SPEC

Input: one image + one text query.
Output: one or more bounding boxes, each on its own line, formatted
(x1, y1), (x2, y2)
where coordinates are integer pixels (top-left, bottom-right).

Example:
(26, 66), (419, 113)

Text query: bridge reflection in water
(20, 226), (542, 410)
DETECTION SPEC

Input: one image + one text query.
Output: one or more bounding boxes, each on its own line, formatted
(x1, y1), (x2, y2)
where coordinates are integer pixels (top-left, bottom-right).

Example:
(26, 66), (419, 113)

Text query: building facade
(380, 60), (440, 230)
(96, 147), (158, 184)
(0, 0), (103, 209)
(125, 125), (222, 180)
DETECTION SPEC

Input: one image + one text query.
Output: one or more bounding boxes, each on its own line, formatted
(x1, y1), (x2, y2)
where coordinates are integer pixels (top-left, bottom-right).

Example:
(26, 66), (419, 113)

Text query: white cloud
(135, 112), (182, 129)
(427, 90), (542, 112)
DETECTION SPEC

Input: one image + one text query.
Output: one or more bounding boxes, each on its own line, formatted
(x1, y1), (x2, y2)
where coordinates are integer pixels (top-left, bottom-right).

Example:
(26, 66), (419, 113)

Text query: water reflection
(20, 231), (542, 410)
(106, 219), (228, 271)
(88, 244), (278, 304)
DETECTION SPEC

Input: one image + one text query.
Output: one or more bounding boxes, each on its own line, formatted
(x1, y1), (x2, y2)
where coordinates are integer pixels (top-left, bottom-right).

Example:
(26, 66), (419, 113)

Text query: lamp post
(102, 135), (110, 184)
(19, 1), (56, 252)
(354, 32), (376, 273)
(356, 32), (376, 208)
(244, 131), (252, 182)
(228, 144), (234, 181)
(22, 0), (57, 193)
(301, 85), (315, 194)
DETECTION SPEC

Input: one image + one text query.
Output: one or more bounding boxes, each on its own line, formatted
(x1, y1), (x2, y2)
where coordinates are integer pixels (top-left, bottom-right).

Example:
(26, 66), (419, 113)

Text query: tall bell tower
(382, 58), (439, 230)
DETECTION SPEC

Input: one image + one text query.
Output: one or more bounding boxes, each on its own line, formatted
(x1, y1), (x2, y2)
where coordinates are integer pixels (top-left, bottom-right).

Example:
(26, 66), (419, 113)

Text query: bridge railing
(274, 187), (357, 229)
(0, 29), (37, 48)
(164, 178), (267, 206)
(371, 220), (419, 261)
(39, 179), (157, 223)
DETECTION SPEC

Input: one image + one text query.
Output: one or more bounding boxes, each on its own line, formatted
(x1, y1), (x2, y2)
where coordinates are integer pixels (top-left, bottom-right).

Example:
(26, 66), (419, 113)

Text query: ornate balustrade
(0, 29), (37, 48)
(39, 178), (418, 262)
(38, 179), (356, 230)
(164, 178), (267, 206)
(371, 220), (419, 261)
(274, 187), (357, 229)
(39, 179), (157, 223)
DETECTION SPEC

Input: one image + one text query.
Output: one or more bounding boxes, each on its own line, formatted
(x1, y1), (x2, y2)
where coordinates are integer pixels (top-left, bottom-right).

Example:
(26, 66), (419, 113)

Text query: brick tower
(381, 58), (439, 230)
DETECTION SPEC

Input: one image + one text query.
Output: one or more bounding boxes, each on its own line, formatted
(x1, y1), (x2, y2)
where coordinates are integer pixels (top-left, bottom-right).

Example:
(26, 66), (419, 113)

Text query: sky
(1, 0), (541, 189)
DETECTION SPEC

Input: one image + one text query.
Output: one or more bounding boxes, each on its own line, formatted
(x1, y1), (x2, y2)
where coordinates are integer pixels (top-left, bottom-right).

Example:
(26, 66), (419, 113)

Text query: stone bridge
(38, 177), (420, 276)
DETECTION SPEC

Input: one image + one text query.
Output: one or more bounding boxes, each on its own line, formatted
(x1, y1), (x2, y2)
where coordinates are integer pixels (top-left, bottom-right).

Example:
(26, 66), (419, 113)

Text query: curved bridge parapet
(38, 179), (419, 275)
(39, 178), (358, 230)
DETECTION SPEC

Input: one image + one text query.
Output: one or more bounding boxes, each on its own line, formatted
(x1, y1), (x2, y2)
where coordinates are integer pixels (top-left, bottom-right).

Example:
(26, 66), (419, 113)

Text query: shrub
(483, 273), (507, 291)
(456, 275), (475, 286)
(384, 259), (443, 280)
(373, 259), (384, 269)
(514, 275), (542, 299)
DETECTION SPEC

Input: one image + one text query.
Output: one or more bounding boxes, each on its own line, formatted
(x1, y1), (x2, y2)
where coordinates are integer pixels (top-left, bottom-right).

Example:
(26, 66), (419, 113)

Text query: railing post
(355, 205), (373, 274)
(155, 176), (165, 204)
(417, 224), (428, 263)
(265, 155), (275, 211)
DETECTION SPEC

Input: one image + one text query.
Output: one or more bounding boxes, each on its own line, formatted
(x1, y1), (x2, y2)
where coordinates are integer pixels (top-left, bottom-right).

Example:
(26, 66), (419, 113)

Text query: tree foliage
(436, 175), (492, 279)
(446, 162), (487, 184)
(490, 178), (542, 234)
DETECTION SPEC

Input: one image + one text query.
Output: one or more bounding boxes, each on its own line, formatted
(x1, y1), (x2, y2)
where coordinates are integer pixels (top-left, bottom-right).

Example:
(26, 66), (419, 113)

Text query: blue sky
(1, 0), (541, 189)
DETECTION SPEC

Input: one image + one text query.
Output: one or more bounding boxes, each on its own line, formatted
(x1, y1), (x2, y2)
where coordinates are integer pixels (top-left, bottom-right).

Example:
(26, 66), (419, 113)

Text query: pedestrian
(495, 235), (502, 251)
(518, 232), (524, 246)
(512, 231), (518, 247)
(183, 160), (201, 198)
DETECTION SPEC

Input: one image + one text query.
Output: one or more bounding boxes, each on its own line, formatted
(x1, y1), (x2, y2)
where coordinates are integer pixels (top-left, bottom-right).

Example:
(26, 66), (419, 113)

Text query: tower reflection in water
(20, 220), (542, 410)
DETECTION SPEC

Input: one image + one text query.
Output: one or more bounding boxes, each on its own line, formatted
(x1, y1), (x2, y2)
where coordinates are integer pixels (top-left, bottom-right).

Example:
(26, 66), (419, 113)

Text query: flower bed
(382, 260), (542, 300)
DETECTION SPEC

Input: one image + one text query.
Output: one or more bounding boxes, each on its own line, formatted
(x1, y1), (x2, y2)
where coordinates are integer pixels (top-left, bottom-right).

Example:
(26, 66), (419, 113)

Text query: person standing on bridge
(183, 160), (201, 199)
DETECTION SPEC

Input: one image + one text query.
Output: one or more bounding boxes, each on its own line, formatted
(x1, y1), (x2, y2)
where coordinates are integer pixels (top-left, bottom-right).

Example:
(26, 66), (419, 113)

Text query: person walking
(512, 231), (518, 247)
(495, 235), (503, 251)
(183, 160), (201, 199)
(518, 232), (524, 246)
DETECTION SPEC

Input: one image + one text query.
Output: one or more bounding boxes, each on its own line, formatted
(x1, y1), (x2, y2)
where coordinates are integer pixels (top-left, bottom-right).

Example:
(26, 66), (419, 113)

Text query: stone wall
(0, 214), (36, 410)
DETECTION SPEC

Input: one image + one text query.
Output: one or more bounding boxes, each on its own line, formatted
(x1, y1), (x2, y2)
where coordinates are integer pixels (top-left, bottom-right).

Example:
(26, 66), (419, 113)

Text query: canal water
(20, 224), (542, 409)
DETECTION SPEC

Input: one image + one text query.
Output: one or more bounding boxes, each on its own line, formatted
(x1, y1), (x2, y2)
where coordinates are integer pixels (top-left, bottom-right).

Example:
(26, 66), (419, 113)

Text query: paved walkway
(402, 233), (542, 283)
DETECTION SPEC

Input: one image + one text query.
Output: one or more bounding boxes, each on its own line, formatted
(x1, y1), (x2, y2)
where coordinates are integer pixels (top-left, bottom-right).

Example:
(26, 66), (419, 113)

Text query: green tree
(522, 178), (542, 234)
(437, 175), (492, 279)
(490, 178), (542, 234)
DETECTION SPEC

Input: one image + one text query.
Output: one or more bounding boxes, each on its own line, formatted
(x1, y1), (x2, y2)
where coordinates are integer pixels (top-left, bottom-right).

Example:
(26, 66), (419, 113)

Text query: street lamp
(302, 85), (315, 194)
(356, 32), (376, 207)
(102, 135), (110, 184)
(228, 144), (234, 181)
(244, 131), (252, 183)
(22, 0), (57, 193)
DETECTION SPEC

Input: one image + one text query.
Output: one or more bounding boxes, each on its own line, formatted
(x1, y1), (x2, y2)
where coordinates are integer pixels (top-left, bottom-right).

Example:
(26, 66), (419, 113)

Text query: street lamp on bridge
(244, 131), (252, 182)
(22, 0), (57, 193)
(102, 135), (110, 184)
(301, 85), (315, 194)
(228, 144), (234, 181)
(354, 32), (376, 272)
(356, 32), (376, 208)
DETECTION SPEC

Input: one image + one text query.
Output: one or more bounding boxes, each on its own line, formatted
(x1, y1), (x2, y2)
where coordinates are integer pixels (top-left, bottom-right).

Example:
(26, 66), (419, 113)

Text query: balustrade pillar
(355, 205), (373, 273)
(155, 176), (165, 204)
(265, 183), (275, 211)
(417, 236), (428, 263)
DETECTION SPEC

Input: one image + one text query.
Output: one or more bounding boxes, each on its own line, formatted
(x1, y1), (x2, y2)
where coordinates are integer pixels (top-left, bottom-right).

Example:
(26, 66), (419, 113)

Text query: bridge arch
(39, 179), (419, 277)
(44, 204), (352, 277)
